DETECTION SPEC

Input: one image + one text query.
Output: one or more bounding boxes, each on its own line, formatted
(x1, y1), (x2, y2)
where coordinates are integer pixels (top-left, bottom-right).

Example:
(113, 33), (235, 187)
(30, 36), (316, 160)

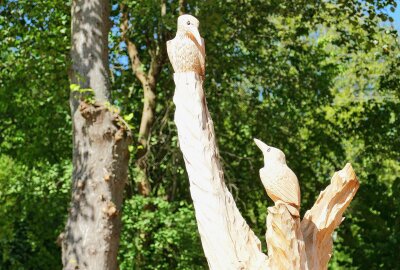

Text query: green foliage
(70, 84), (96, 104)
(330, 176), (400, 269)
(0, 1), (72, 268)
(118, 196), (207, 269)
(0, 0), (71, 164)
(0, 155), (71, 269)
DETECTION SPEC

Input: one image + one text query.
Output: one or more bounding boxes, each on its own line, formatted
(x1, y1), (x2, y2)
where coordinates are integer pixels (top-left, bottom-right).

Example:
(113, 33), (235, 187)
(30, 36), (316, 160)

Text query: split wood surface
(172, 72), (359, 270)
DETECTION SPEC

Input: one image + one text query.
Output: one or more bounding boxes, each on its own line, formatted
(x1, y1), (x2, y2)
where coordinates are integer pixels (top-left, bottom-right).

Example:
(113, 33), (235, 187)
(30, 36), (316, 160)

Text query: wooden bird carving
(254, 138), (301, 216)
(167, 14), (206, 78)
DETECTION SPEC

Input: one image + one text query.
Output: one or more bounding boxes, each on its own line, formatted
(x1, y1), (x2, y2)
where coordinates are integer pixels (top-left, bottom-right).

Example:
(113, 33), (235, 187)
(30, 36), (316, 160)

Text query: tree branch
(161, 0), (166, 16)
(120, 4), (148, 86)
(301, 163), (359, 270)
(179, 0), (186, 15)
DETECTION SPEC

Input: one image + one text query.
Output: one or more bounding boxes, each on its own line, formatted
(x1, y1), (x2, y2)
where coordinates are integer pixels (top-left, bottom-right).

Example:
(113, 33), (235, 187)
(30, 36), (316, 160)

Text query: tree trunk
(61, 1), (131, 269)
(169, 14), (360, 269)
(135, 81), (156, 196)
(171, 72), (360, 270)
(173, 72), (268, 269)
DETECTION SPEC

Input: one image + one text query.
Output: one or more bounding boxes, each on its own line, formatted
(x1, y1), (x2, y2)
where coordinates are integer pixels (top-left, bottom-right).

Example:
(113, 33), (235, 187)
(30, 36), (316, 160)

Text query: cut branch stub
(266, 201), (307, 270)
(301, 163), (359, 270)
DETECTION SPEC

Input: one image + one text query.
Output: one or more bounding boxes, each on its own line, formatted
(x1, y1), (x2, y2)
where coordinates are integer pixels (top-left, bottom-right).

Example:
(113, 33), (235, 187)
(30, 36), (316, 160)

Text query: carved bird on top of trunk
(167, 14), (206, 79)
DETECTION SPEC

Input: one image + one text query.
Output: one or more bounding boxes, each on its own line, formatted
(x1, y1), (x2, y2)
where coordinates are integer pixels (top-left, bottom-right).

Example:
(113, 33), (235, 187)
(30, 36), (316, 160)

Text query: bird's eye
(187, 21), (191, 25)
(267, 148), (271, 152)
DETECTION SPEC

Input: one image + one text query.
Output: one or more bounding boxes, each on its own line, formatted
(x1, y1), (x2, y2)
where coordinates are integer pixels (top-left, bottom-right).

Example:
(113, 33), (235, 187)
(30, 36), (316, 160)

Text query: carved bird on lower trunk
(167, 14), (205, 79)
(254, 138), (301, 216)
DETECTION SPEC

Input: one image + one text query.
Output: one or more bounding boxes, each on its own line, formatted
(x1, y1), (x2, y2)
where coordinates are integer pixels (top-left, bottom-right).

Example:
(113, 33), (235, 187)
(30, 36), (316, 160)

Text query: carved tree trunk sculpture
(168, 15), (359, 270)
(173, 73), (268, 269)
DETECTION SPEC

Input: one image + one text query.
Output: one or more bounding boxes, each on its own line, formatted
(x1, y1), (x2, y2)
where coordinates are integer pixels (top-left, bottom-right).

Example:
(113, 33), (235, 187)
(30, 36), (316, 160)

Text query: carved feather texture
(167, 14), (206, 77)
(260, 165), (301, 207)
(255, 138), (301, 210)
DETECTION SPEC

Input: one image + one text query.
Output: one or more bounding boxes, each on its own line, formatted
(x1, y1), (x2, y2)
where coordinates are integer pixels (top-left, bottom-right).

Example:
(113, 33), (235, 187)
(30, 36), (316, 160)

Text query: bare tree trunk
(135, 79), (156, 195)
(61, 1), (131, 269)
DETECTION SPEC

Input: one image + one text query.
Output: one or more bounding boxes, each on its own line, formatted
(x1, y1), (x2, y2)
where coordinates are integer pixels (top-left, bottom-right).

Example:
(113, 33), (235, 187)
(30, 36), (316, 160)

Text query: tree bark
(61, 1), (131, 269)
(173, 73), (268, 270)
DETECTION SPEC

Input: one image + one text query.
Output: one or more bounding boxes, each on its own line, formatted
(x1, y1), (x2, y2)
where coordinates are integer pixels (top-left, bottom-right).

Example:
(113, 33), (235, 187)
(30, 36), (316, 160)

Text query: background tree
(60, 0), (131, 269)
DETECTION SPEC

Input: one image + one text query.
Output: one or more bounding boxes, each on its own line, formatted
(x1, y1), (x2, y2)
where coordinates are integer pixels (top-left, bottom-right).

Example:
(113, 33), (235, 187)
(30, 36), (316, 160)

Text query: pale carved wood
(301, 163), (359, 270)
(169, 14), (359, 270)
(171, 71), (359, 270)
(264, 163), (358, 270)
(173, 73), (268, 270)
(265, 201), (307, 270)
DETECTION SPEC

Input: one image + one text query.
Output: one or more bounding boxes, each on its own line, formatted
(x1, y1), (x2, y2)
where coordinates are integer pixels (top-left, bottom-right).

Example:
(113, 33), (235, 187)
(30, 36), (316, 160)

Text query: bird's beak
(187, 26), (202, 46)
(254, 138), (269, 155)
